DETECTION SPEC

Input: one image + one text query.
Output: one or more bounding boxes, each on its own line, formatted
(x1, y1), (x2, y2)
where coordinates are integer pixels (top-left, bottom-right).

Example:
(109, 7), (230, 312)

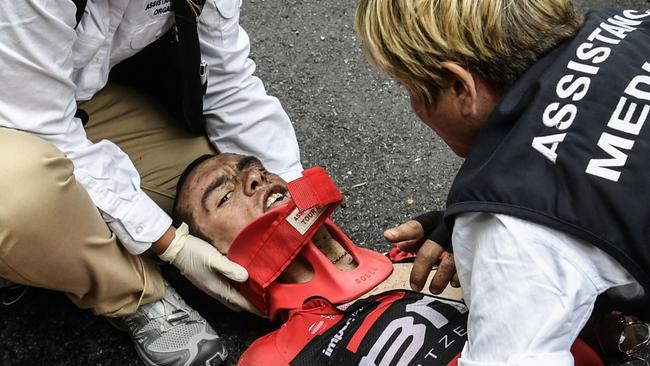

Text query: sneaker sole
(128, 331), (228, 366)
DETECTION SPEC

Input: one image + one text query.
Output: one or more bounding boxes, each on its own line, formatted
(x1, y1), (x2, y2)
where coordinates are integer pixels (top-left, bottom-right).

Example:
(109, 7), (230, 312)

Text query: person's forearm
(197, 0), (303, 181)
(151, 225), (175, 256)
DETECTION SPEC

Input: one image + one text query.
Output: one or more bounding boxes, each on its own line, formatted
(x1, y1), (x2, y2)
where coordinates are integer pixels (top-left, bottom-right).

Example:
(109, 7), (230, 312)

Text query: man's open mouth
(264, 188), (290, 211)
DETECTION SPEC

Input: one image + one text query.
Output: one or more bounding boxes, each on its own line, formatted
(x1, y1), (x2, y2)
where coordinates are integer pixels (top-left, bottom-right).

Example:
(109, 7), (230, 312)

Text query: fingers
(210, 252), (249, 282)
(451, 272), (461, 288)
(396, 238), (424, 253)
(384, 220), (425, 243)
(200, 275), (263, 315)
(429, 252), (456, 294)
(409, 239), (444, 292)
(221, 285), (262, 315)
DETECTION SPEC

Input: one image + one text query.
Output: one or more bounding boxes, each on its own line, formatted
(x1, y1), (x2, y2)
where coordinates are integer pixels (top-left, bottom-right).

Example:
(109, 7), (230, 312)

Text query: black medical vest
(72, 0), (208, 134)
(445, 9), (650, 316)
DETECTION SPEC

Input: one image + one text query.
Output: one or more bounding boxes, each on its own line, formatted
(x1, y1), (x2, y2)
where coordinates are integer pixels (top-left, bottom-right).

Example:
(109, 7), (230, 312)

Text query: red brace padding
(227, 167), (393, 320)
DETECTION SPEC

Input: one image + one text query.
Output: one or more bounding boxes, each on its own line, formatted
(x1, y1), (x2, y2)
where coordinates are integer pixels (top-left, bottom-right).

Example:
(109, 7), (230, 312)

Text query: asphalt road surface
(1, 0), (648, 365)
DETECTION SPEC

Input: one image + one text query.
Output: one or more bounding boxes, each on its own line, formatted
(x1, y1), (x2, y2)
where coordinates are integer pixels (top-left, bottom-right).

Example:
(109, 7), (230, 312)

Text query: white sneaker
(108, 281), (227, 366)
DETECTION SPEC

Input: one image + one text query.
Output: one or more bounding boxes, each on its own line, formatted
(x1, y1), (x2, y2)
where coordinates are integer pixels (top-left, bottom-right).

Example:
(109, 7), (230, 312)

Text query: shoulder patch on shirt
(145, 0), (172, 16)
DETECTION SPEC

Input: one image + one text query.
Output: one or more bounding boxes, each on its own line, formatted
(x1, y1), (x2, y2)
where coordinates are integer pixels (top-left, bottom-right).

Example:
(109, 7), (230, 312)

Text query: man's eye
(219, 192), (233, 206)
(258, 166), (267, 177)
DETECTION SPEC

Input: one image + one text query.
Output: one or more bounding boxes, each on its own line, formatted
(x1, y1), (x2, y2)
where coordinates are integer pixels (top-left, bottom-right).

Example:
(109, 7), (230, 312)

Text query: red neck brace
(227, 167), (393, 320)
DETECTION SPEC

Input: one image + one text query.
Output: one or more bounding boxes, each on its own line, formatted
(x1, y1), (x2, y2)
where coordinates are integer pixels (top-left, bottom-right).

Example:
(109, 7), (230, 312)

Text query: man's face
(409, 90), (476, 157)
(406, 63), (502, 157)
(178, 154), (291, 253)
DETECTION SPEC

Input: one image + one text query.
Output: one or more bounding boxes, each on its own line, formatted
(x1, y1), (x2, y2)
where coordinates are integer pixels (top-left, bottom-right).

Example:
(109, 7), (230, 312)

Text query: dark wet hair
(171, 154), (216, 240)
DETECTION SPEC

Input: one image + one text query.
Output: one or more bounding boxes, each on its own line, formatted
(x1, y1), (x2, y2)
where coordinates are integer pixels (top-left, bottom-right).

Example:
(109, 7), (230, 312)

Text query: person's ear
(440, 61), (478, 118)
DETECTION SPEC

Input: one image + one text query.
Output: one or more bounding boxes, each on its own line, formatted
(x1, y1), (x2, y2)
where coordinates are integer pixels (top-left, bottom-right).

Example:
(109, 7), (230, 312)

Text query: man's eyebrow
(201, 175), (227, 211)
(237, 155), (263, 171)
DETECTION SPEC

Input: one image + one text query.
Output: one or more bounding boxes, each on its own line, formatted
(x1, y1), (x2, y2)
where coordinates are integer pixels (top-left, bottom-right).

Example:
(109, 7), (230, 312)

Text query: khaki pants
(0, 84), (216, 316)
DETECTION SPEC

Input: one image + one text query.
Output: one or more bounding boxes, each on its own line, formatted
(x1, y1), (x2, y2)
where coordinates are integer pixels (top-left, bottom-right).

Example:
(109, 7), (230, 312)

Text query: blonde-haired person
(357, 0), (650, 365)
(0, 0), (303, 365)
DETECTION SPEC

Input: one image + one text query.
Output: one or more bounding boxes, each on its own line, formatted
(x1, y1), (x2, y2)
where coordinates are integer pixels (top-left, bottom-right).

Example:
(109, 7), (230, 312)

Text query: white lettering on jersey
(360, 297), (468, 365)
(322, 317), (354, 357)
(405, 297), (449, 328)
(453, 325), (468, 337)
(359, 316), (426, 366)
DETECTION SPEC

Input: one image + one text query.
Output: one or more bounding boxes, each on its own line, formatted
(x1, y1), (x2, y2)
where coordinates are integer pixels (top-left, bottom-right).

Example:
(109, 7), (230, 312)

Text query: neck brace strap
(227, 167), (393, 319)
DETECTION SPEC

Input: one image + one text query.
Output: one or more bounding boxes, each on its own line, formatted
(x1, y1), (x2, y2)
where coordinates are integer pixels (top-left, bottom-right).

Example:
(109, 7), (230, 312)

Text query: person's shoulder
(238, 299), (343, 366)
(238, 331), (285, 366)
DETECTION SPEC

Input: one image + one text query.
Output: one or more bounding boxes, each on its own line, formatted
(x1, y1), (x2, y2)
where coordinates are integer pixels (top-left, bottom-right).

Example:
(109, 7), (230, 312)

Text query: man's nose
(243, 169), (265, 195)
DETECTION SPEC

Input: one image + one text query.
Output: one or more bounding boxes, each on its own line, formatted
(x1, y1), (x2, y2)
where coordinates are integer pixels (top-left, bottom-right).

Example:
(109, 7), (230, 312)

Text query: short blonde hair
(186, 0), (202, 16)
(355, 0), (581, 105)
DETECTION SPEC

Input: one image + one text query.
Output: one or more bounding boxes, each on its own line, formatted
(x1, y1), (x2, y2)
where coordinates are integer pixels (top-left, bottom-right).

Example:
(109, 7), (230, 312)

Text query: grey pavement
(1, 0), (648, 365)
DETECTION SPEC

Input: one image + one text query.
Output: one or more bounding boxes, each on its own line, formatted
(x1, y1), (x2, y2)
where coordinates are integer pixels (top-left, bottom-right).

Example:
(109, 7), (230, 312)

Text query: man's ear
(440, 61), (478, 118)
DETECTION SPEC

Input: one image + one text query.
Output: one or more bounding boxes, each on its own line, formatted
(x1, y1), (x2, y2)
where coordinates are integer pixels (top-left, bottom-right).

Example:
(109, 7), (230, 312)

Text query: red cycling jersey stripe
(346, 291), (406, 353)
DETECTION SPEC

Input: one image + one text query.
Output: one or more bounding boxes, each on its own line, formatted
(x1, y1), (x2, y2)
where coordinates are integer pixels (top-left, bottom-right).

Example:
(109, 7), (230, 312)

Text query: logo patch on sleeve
(145, 0), (172, 16)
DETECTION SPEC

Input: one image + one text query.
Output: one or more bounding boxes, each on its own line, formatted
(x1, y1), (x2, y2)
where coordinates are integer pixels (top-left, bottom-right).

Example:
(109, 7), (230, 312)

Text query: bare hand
(384, 220), (460, 294)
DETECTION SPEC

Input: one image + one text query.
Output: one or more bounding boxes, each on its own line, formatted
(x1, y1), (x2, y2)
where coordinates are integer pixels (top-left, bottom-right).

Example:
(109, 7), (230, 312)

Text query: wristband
(429, 223), (452, 253)
(413, 210), (444, 235)
(413, 210), (452, 252)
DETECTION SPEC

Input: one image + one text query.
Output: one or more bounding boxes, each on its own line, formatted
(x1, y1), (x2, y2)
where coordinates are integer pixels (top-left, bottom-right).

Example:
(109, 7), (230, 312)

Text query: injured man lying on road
(171, 153), (609, 366)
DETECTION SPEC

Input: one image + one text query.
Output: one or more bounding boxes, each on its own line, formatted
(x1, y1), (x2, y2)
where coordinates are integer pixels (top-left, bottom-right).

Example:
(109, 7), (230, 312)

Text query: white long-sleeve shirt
(0, 1), (302, 254)
(453, 213), (643, 365)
